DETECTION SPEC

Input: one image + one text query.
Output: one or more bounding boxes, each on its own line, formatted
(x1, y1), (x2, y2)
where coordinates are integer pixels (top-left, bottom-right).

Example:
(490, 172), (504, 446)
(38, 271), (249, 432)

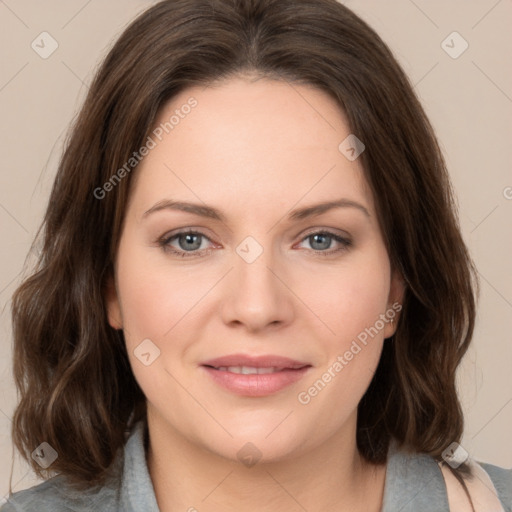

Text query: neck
(146, 411), (387, 512)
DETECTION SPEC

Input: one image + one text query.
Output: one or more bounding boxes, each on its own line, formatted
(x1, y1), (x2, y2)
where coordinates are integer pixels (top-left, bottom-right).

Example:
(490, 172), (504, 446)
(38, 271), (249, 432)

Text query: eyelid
(297, 226), (352, 241)
(159, 225), (351, 242)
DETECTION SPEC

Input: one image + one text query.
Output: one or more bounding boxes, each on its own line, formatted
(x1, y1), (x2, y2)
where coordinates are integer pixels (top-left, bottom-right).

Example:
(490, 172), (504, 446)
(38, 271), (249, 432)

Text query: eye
(157, 229), (352, 258)
(296, 230), (352, 256)
(158, 230), (214, 257)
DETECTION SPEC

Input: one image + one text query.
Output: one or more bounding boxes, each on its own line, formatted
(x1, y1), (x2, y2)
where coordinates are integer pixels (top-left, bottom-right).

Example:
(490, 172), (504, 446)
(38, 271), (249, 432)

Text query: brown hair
(10, 0), (478, 499)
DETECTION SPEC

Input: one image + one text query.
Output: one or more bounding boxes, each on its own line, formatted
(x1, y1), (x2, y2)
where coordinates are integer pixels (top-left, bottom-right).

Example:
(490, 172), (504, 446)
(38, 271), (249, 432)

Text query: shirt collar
(118, 420), (447, 511)
(119, 420), (160, 511)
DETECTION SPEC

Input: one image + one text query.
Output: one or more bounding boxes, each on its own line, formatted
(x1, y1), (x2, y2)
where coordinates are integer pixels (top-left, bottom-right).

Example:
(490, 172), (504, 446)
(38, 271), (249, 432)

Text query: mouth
(204, 365), (307, 374)
(200, 354), (312, 396)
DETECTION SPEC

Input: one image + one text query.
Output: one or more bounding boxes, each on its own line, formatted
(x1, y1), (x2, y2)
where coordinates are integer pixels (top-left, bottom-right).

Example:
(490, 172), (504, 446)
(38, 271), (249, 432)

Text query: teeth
(216, 366), (284, 374)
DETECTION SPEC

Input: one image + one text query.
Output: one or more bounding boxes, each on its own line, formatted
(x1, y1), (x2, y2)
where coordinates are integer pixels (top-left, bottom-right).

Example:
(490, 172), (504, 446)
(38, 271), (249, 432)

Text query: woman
(3, 0), (510, 511)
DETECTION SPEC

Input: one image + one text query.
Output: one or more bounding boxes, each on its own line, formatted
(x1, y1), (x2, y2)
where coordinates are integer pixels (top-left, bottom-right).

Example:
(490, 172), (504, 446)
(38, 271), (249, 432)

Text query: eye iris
(179, 233), (202, 251)
(310, 233), (331, 250)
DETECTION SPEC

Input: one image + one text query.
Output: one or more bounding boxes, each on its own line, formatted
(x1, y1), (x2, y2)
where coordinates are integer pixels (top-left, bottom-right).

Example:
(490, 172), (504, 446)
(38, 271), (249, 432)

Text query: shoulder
(478, 462), (512, 511)
(383, 441), (512, 512)
(0, 422), (148, 512)
(1, 462), (122, 512)
(383, 444), (449, 511)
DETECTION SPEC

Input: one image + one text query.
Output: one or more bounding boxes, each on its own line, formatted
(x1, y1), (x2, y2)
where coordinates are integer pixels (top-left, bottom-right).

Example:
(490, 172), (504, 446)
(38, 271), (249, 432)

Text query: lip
(201, 353), (310, 369)
(200, 353), (312, 397)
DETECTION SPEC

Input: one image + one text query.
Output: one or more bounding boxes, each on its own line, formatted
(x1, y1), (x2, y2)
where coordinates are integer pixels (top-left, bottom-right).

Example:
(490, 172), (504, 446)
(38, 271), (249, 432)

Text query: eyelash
(157, 229), (352, 259)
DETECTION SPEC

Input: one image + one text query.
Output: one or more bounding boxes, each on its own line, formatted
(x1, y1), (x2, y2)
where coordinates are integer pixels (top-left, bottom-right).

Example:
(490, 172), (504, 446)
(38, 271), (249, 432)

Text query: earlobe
(105, 274), (123, 330)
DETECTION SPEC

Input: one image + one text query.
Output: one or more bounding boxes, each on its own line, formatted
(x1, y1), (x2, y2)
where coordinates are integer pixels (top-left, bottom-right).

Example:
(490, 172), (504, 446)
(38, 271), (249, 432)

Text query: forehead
(129, 77), (374, 219)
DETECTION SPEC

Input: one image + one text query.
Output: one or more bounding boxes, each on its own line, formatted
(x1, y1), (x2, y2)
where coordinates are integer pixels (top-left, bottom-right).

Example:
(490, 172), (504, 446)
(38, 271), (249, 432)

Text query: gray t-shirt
(2, 421), (511, 511)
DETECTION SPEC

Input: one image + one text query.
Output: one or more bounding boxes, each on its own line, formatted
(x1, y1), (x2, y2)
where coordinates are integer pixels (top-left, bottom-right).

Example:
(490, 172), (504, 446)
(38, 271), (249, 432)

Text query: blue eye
(159, 231), (213, 257)
(158, 230), (352, 258)
(299, 232), (352, 255)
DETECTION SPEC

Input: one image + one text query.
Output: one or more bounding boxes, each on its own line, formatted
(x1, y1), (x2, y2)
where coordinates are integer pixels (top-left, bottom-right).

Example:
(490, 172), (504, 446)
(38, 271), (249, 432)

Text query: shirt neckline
(119, 420), (448, 512)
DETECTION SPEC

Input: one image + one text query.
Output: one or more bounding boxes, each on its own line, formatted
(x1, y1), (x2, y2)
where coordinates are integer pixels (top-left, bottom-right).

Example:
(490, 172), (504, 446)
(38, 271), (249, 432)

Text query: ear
(383, 267), (406, 339)
(105, 273), (123, 330)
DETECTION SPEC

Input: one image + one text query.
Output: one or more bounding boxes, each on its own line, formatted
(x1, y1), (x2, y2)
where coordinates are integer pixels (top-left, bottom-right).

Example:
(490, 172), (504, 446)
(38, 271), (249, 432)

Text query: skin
(106, 75), (404, 512)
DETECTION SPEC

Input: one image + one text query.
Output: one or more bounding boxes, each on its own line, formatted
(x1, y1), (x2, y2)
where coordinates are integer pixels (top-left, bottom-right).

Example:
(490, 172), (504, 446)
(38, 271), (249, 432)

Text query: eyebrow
(142, 198), (370, 222)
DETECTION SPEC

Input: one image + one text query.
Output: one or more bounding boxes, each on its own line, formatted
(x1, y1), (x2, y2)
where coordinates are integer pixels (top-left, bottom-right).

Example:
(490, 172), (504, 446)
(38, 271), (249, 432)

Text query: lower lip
(201, 366), (311, 397)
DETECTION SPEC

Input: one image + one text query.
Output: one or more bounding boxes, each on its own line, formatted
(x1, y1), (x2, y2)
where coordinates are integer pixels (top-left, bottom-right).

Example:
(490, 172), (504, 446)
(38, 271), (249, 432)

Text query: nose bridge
(234, 234), (280, 299)
(220, 234), (293, 329)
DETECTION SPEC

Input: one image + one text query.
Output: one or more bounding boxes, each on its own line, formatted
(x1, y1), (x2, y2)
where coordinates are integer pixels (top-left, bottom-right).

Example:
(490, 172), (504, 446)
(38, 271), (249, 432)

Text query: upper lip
(201, 354), (311, 369)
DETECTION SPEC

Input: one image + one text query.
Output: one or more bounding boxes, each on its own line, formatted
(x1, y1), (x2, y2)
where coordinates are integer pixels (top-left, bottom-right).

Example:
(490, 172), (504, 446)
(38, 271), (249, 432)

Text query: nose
(219, 239), (295, 333)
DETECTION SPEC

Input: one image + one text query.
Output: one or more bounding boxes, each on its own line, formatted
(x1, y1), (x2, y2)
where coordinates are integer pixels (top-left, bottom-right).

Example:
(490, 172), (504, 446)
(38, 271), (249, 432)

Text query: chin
(205, 415), (310, 465)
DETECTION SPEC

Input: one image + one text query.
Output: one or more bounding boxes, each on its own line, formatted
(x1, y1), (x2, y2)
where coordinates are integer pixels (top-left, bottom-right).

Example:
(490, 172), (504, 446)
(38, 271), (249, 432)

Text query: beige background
(1, 0), (511, 499)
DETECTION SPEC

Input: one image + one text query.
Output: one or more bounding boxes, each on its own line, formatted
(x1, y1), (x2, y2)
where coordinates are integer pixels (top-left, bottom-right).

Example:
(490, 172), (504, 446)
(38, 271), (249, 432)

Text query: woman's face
(106, 76), (403, 462)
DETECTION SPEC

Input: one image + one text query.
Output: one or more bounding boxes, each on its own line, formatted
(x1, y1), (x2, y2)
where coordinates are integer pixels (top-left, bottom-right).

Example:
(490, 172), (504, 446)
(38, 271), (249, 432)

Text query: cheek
(307, 258), (390, 345)
(115, 249), (200, 407)
(115, 243), (226, 402)
(116, 243), (206, 346)
(296, 253), (390, 403)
